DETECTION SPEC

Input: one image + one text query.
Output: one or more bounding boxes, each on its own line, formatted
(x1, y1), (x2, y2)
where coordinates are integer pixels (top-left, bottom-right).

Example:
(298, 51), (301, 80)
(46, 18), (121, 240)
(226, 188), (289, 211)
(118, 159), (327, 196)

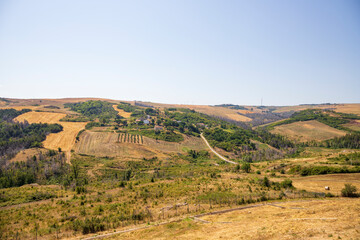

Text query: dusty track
(200, 133), (237, 164)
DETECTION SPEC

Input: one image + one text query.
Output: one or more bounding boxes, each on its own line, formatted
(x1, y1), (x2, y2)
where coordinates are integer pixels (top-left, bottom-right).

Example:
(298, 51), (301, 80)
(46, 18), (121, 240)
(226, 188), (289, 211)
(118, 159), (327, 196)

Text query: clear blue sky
(0, 0), (359, 106)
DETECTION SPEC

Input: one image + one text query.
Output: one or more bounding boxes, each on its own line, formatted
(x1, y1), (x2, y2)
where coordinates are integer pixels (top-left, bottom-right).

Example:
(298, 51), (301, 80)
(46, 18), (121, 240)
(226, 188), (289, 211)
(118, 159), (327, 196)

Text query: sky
(0, 0), (359, 106)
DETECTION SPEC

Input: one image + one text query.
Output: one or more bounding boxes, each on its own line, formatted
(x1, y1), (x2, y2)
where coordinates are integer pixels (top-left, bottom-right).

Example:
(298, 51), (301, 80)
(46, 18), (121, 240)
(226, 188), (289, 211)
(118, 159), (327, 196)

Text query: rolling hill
(0, 97), (360, 240)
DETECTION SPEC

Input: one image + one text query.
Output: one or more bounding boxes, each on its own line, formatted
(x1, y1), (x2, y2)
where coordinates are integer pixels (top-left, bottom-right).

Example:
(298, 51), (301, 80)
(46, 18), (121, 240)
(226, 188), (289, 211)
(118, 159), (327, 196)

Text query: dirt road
(200, 133), (237, 164)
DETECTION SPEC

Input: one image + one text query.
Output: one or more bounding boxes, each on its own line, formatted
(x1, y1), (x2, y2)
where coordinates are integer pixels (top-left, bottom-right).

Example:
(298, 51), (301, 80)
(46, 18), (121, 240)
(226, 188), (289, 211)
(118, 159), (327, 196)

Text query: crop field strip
(117, 133), (143, 144)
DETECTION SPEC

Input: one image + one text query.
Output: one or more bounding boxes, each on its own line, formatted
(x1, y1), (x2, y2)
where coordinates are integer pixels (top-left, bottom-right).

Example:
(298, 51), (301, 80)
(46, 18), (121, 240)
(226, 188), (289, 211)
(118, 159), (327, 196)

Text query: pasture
(270, 120), (347, 142)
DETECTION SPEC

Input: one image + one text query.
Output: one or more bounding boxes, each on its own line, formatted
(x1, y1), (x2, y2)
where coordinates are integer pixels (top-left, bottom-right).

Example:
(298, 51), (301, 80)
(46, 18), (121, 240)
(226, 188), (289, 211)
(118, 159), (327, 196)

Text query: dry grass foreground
(106, 198), (360, 240)
(292, 173), (360, 196)
(270, 120), (347, 142)
(14, 111), (87, 152)
(74, 131), (207, 159)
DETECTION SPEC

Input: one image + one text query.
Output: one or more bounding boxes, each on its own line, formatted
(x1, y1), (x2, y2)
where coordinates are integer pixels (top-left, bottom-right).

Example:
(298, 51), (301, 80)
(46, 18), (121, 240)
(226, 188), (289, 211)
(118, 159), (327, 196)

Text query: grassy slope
(113, 198), (360, 240)
(270, 120), (347, 142)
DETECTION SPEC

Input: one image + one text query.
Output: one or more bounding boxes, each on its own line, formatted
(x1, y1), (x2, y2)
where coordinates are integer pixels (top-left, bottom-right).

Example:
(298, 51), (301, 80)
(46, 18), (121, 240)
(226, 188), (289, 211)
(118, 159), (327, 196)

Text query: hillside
(270, 120), (347, 142)
(0, 98), (360, 240)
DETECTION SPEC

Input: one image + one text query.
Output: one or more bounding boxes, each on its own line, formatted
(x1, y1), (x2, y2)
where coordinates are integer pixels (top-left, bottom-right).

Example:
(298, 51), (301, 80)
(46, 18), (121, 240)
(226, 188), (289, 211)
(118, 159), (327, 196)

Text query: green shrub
(341, 184), (358, 197)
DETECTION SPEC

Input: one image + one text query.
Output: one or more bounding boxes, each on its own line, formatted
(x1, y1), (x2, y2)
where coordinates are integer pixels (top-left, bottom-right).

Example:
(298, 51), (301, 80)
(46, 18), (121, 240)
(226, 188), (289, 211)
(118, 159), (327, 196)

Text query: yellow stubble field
(14, 111), (87, 152)
(270, 120), (347, 142)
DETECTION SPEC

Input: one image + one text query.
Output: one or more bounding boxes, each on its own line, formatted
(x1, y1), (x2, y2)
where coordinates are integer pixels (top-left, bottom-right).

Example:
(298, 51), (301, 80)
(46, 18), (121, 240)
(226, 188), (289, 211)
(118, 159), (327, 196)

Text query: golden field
(14, 111), (87, 152)
(270, 120), (347, 142)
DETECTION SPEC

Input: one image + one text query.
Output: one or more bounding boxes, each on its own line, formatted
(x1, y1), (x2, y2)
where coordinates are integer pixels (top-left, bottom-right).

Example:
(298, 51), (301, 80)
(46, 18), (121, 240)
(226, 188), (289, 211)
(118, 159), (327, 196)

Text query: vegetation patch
(64, 101), (118, 121)
(289, 165), (360, 176)
(130, 130), (183, 142)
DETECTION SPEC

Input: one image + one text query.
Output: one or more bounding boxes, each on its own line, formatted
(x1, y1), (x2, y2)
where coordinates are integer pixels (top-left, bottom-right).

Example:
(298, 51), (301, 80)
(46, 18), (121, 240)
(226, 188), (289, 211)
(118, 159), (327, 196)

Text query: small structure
(325, 186), (330, 190)
(143, 120), (150, 125)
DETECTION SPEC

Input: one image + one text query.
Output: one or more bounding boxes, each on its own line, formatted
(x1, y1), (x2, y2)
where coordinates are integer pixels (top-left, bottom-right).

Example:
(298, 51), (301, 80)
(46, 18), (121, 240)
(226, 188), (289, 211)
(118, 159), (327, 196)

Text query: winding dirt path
(200, 133), (237, 164)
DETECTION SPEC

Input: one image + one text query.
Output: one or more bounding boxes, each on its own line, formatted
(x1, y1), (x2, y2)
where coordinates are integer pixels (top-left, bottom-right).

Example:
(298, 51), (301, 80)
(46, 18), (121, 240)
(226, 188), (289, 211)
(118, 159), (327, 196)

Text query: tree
(341, 184), (358, 197)
(241, 162), (251, 173)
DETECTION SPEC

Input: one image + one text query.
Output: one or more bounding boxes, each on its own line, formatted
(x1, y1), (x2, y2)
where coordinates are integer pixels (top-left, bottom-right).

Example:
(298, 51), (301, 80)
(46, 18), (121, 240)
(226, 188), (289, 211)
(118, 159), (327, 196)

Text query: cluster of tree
(43, 105), (60, 109)
(0, 150), (69, 188)
(129, 129), (183, 142)
(214, 104), (248, 110)
(203, 128), (256, 152)
(255, 130), (295, 149)
(258, 177), (294, 189)
(0, 108), (31, 122)
(327, 152), (360, 165)
(117, 102), (138, 112)
(322, 133), (360, 149)
(0, 120), (63, 160)
(289, 165), (360, 176)
(64, 101), (118, 120)
(164, 109), (221, 135)
(185, 150), (210, 163)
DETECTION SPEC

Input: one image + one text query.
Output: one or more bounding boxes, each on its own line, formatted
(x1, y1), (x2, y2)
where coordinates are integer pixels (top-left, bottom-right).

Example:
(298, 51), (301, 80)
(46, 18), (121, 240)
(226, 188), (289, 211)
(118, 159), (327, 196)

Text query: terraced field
(270, 120), (347, 142)
(74, 131), (207, 159)
(74, 131), (159, 159)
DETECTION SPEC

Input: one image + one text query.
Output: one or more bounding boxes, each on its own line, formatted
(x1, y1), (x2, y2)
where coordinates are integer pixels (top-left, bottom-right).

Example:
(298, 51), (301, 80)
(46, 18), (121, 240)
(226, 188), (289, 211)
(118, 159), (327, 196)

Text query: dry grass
(181, 105), (252, 122)
(14, 111), (87, 152)
(108, 198), (360, 240)
(274, 104), (360, 116)
(14, 111), (66, 123)
(74, 131), (208, 160)
(112, 105), (132, 118)
(74, 131), (161, 160)
(143, 135), (207, 153)
(270, 120), (347, 142)
(292, 173), (360, 195)
(343, 120), (360, 131)
(10, 148), (44, 163)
